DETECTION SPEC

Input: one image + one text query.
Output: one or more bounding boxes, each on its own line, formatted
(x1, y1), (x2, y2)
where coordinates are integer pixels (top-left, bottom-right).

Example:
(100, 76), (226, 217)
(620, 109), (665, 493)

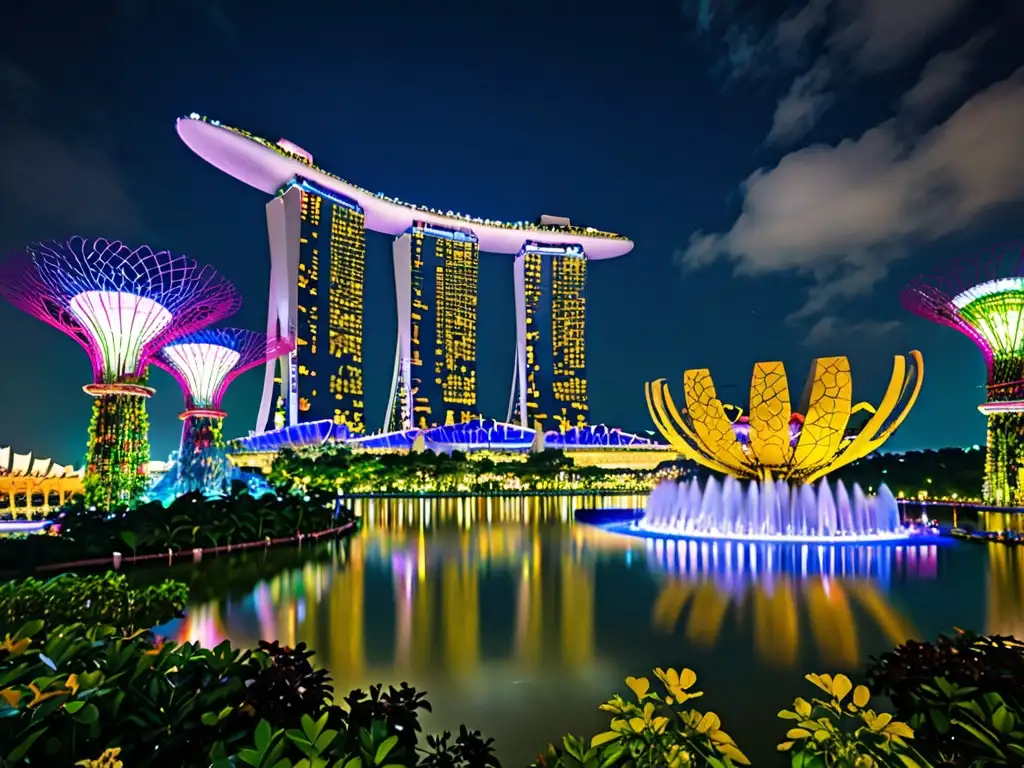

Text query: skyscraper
(388, 223), (480, 431)
(176, 115), (634, 435)
(510, 241), (589, 432)
(259, 178), (367, 433)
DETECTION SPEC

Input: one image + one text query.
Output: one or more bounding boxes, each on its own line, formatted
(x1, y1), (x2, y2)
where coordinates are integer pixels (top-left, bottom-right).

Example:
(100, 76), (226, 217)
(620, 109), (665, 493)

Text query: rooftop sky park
(176, 114), (635, 438)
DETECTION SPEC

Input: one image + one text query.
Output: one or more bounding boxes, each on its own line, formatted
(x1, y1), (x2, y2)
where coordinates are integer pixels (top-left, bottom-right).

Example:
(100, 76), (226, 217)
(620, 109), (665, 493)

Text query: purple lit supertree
(902, 244), (1024, 505)
(153, 328), (292, 495)
(0, 237), (240, 507)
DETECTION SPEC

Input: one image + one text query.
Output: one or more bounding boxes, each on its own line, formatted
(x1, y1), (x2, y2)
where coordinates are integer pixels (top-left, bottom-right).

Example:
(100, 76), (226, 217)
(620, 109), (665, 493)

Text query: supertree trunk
(984, 357), (1024, 505)
(83, 385), (152, 508)
(176, 413), (228, 496)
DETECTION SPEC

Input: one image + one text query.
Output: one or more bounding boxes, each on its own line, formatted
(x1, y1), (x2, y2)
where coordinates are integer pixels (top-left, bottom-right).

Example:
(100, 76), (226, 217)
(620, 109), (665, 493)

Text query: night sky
(1, 0), (1022, 464)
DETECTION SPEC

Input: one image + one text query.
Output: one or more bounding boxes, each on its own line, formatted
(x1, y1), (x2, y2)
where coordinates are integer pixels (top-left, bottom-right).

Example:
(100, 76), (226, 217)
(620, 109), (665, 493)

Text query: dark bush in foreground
(0, 622), (497, 768)
(867, 630), (1024, 766)
(2, 623), (1023, 767)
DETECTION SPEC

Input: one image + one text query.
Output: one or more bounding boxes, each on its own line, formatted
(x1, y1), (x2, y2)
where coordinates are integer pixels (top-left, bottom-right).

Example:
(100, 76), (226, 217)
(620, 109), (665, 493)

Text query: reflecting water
(142, 495), (1024, 765)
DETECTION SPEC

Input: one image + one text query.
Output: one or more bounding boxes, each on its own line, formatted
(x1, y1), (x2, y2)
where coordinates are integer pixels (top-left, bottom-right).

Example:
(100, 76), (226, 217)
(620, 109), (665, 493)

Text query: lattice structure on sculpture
(154, 328), (291, 495)
(0, 237), (240, 507)
(902, 243), (1024, 505)
(646, 352), (924, 484)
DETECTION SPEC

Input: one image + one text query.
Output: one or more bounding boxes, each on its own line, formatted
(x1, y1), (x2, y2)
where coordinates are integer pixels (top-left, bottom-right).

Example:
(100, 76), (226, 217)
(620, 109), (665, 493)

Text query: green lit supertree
(0, 237), (240, 508)
(903, 245), (1024, 505)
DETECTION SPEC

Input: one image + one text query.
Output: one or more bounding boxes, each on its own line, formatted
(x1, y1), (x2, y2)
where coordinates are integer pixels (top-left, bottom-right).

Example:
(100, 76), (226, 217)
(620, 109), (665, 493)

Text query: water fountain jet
(639, 477), (908, 543)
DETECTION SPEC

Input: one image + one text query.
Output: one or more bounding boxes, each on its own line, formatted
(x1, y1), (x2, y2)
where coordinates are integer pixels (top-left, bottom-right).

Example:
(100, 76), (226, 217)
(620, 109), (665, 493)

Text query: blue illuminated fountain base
(624, 477), (914, 544)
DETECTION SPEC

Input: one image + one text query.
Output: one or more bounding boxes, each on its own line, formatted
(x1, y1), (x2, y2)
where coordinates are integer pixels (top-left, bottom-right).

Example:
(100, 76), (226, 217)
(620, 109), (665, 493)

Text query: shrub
(0, 572), (187, 637)
(57, 482), (350, 558)
(777, 672), (925, 767)
(0, 621), (495, 768)
(866, 631), (1024, 764)
(532, 667), (749, 768)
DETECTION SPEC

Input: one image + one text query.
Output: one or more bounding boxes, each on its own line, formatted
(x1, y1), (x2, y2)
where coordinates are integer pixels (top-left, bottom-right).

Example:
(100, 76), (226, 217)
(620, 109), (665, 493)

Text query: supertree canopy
(902, 244), (1024, 505)
(154, 328), (291, 495)
(0, 237), (240, 507)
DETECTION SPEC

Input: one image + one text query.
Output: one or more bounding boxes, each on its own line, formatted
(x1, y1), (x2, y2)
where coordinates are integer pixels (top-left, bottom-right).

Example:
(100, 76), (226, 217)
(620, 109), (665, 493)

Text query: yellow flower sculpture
(646, 351), (923, 484)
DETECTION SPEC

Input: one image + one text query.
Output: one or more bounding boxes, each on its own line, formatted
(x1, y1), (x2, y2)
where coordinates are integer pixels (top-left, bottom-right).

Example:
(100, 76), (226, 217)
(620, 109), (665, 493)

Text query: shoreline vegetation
(268, 445), (677, 495)
(0, 573), (1020, 767)
(0, 482), (357, 578)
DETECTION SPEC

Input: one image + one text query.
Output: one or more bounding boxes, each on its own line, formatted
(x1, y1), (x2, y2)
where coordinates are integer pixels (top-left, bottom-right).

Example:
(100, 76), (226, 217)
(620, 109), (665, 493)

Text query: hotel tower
(262, 178), (367, 433)
(174, 115), (634, 436)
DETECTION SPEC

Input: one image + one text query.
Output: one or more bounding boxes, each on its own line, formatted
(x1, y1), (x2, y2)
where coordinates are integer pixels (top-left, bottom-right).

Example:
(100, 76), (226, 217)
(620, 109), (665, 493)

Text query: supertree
(0, 237), (240, 508)
(902, 244), (1024, 505)
(153, 328), (292, 495)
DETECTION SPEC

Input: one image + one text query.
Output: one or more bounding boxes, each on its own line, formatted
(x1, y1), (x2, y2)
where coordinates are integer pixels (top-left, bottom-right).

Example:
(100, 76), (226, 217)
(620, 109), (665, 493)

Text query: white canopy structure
(0, 447), (81, 477)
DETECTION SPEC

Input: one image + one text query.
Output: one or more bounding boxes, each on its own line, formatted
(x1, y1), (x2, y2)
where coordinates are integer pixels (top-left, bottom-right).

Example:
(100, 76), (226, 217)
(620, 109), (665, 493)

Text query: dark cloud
(829, 0), (970, 73)
(680, 67), (1024, 318)
(900, 29), (994, 116)
(803, 316), (901, 346)
(766, 58), (834, 145)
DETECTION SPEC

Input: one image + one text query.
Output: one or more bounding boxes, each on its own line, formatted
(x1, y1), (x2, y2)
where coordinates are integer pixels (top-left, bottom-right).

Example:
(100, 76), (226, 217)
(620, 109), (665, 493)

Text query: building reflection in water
(172, 495), (944, 687)
(987, 542), (1024, 638)
(647, 537), (935, 668)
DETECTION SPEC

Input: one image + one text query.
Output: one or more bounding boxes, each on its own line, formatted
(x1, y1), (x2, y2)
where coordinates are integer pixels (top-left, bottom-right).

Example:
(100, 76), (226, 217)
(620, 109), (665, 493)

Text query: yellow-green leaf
(806, 673), (833, 695)
(625, 676), (650, 700)
(709, 730), (735, 745)
(697, 712), (721, 734)
(898, 755), (923, 768)
(869, 712), (893, 731)
(853, 685), (870, 708)
(680, 668), (697, 690)
(884, 721), (914, 739)
(651, 716), (669, 734)
(590, 731), (621, 749)
(794, 697), (812, 717)
(786, 728), (812, 740)
(628, 717), (646, 733)
(610, 718), (630, 733)
(832, 674), (852, 703)
(654, 667), (677, 688)
(717, 742), (751, 765)
(777, 741), (795, 752)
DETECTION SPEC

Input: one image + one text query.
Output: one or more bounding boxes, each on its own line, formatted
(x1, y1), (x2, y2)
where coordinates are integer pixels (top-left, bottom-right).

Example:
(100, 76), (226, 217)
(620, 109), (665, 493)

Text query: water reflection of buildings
(175, 496), (645, 686)
(173, 497), (967, 687)
(987, 543), (1024, 638)
(648, 538), (937, 668)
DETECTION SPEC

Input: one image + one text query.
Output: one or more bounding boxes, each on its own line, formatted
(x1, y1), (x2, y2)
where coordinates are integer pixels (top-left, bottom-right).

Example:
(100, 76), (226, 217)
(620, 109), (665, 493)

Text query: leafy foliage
(268, 444), (660, 494)
(61, 481), (349, 557)
(777, 672), (926, 767)
(244, 641), (334, 729)
(0, 572), (187, 637)
(533, 667), (749, 768)
(867, 631), (1024, 766)
(0, 621), (496, 768)
(866, 630), (1024, 712)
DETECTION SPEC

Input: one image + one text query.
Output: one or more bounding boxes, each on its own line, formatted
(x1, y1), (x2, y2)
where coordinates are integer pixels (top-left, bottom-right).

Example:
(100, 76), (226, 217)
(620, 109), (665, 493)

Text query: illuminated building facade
(260, 178), (367, 433)
(903, 247), (1024, 505)
(511, 242), (589, 432)
(177, 116), (636, 434)
(388, 223), (480, 431)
